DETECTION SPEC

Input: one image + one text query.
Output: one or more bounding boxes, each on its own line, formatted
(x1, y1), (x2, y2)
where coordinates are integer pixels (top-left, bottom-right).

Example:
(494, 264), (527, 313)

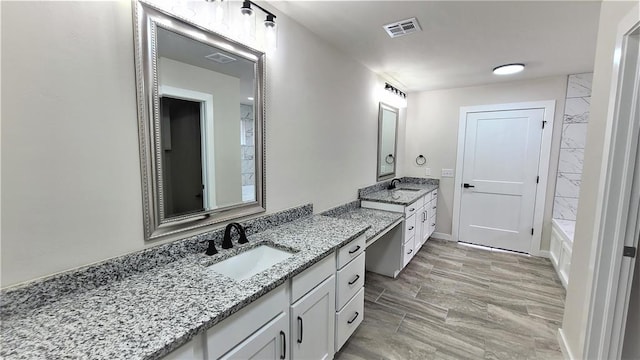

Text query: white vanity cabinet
(163, 335), (206, 360)
(164, 238), (366, 360)
(334, 235), (365, 352)
(362, 188), (438, 274)
(290, 255), (336, 360)
(206, 283), (290, 360)
(220, 312), (289, 360)
(419, 189), (437, 245)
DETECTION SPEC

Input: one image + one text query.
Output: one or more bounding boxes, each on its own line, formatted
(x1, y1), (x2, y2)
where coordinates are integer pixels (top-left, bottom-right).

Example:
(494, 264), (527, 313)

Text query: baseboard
(537, 250), (551, 258)
(431, 232), (453, 241)
(558, 328), (574, 360)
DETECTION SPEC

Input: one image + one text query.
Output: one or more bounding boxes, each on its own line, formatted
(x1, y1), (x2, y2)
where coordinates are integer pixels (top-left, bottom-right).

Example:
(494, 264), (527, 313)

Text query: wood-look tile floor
(335, 239), (566, 360)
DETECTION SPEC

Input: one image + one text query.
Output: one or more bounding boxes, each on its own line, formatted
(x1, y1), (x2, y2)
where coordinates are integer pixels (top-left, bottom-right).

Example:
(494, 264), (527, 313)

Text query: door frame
(159, 85), (216, 209)
(452, 100), (556, 255)
(582, 6), (640, 359)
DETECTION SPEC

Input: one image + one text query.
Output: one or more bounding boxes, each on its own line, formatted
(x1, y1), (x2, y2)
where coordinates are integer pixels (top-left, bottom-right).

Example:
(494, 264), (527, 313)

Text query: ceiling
(158, 27), (256, 103)
(269, 1), (602, 92)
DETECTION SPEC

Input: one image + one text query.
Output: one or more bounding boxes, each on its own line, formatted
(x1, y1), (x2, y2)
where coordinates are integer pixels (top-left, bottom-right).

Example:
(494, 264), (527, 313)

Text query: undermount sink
(206, 245), (294, 281)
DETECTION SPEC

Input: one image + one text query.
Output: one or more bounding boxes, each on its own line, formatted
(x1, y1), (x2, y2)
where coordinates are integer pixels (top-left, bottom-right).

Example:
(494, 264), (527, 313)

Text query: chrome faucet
(222, 223), (249, 249)
(388, 178), (401, 190)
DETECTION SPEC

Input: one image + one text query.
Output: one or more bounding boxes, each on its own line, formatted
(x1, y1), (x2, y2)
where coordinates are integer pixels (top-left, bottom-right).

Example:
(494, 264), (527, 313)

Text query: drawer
(404, 198), (423, 217)
(430, 198), (437, 215)
(403, 236), (415, 267)
(292, 254), (336, 303)
(404, 214), (416, 241)
(336, 252), (365, 310)
(337, 234), (365, 269)
(431, 189), (438, 201)
(335, 287), (365, 352)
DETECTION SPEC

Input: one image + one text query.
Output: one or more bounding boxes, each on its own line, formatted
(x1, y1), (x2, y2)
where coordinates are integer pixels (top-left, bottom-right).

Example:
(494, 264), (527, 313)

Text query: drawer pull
(297, 316), (303, 344)
(348, 245), (361, 254)
(280, 331), (286, 359)
(347, 311), (360, 324)
(408, 208), (415, 212)
(348, 274), (360, 285)
(408, 226), (414, 231)
(432, 223), (436, 226)
(432, 206), (436, 209)
(407, 249), (413, 255)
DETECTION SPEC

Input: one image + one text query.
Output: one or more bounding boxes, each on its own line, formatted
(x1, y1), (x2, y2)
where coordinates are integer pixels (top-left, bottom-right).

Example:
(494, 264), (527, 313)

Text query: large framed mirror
(134, 2), (265, 241)
(377, 103), (399, 181)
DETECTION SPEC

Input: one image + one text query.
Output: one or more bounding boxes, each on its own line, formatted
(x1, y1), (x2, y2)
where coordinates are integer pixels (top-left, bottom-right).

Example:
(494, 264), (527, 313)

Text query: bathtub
(550, 218), (575, 289)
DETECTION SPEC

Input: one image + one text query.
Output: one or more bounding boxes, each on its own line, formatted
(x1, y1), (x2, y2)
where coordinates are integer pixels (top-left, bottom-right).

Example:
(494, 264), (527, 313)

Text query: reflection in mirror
(134, 2), (265, 241)
(377, 103), (399, 181)
(157, 27), (256, 217)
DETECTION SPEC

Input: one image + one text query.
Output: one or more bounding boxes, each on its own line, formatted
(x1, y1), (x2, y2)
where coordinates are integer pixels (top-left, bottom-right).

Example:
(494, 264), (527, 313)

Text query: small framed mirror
(377, 102), (399, 181)
(134, 2), (265, 241)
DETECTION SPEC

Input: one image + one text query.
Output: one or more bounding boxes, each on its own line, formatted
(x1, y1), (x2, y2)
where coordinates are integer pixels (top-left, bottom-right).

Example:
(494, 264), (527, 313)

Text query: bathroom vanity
(166, 233), (365, 360)
(359, 180), (439, 277)
(0, 179), (436, 359)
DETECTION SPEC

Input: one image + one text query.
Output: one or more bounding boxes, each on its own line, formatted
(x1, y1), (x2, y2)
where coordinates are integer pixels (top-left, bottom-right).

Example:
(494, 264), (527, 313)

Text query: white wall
(0, 2), (400, 287)
(404, 76), (568, 249)
(561, 1), (638, 358)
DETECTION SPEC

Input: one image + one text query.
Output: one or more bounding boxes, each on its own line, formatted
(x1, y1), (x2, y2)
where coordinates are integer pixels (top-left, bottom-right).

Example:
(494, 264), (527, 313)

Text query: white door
(290, 275), (336, 360)
(458, 109), (544, 252)
(220, 312), (289, 360)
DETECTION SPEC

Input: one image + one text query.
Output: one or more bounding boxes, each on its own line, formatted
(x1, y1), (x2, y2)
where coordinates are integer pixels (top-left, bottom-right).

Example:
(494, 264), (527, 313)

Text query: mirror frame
(376, 102), (399, 181)
(133, 2), (266, 241)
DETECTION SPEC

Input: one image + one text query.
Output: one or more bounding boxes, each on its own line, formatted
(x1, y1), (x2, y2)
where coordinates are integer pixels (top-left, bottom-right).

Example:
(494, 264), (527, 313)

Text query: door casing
(453, 100), (556, 256)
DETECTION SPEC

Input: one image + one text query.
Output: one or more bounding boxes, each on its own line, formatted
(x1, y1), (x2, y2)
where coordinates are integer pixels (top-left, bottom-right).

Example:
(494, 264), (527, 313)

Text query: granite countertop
(0, 215), (369, 360)
(322, 208), (404, 243)
(359, 182), (438, 205)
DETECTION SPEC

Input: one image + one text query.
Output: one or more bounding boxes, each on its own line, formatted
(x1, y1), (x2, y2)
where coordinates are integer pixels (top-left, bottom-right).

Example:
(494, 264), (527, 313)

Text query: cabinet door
(291, 275), (336, 360)
(421, 206), (430, 244)
(220, 312), (289, 360)
(163, 335), (205, 360)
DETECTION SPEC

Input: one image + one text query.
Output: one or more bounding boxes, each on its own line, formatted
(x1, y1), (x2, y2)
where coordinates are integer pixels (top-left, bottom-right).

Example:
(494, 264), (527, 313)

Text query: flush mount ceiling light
(493, 63), (525, 75)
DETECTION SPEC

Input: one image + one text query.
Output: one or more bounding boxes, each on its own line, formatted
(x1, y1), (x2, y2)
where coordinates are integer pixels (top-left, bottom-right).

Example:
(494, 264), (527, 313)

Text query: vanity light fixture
(240, 0), (253, 17)
(383, 82), (408, 108)
(385, 83), (407, 99)
(238, 0), (276, 28)
(493, 63), (525, 75)
(205, 0), (278, 50)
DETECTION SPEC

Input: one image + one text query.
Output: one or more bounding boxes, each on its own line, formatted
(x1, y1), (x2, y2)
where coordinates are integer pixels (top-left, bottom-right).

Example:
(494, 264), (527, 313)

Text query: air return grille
(383, 18), (421, 38)
(205, 52), (236, 64)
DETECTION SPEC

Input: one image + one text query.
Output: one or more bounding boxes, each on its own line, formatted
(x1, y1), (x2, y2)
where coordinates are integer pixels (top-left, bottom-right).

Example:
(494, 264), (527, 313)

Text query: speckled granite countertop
(321, 206), (404, 243)
(0, 215), (369, 360)
(359, 182), (438, 205)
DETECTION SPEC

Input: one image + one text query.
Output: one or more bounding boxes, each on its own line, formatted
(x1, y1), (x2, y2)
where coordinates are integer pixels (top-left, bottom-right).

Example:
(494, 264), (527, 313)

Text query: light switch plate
(442, 169), (454, 177)
(425, 168), (432, 176)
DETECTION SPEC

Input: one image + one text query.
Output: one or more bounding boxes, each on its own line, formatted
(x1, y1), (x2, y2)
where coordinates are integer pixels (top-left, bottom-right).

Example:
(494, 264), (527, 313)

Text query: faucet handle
(202, 240), (218, 256)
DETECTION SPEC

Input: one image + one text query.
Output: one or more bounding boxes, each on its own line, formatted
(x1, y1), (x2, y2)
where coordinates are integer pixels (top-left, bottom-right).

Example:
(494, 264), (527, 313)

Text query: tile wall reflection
(553, 73), (592, 221)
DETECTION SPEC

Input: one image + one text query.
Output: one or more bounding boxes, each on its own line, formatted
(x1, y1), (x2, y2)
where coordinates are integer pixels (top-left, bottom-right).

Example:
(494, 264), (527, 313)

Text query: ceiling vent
(205, 52), (236, 64)
(383, 17), (422, 38)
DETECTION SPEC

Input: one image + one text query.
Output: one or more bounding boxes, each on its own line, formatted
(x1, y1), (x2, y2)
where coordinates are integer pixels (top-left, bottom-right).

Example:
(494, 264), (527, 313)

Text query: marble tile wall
(240, 104), (255, 186)
(553, 73), (592, 221)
